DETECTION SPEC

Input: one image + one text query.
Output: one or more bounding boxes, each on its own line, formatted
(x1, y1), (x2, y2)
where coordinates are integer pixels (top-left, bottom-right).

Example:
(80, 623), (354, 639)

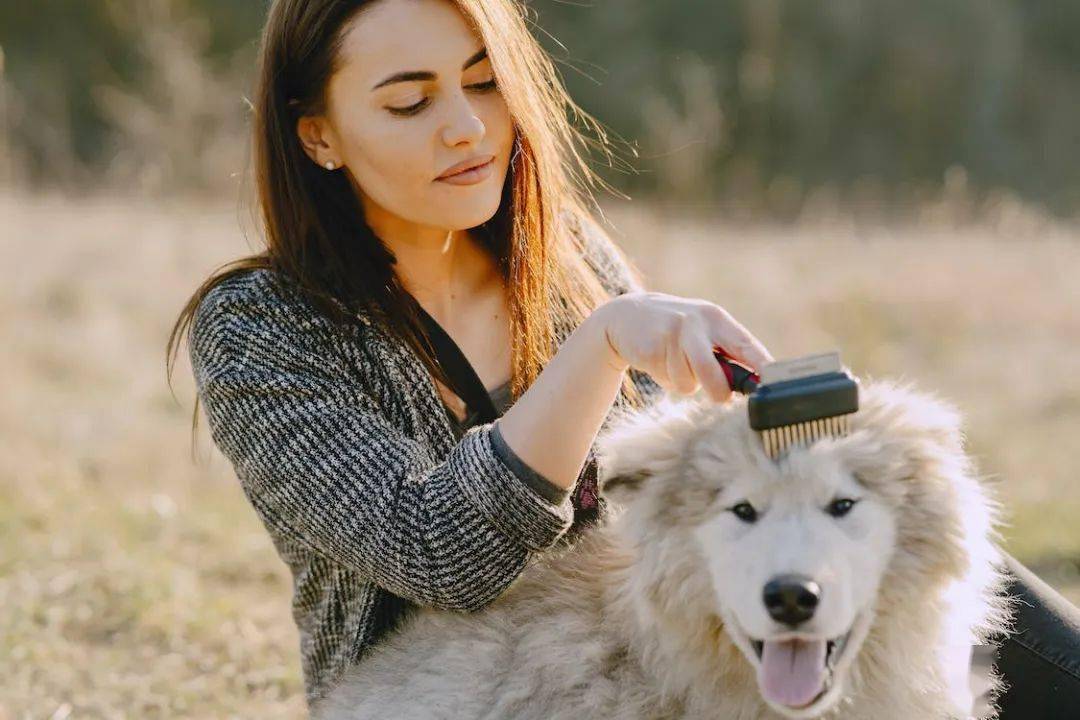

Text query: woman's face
(298, 0), (515, 235)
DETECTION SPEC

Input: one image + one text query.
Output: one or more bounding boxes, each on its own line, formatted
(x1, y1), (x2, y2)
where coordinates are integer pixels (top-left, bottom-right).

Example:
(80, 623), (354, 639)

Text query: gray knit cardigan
(188, 228), (663, 708)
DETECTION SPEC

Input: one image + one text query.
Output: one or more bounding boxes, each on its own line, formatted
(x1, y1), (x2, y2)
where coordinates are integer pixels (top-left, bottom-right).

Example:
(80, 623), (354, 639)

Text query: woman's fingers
(704, 304), (774, 371)
(664, 316), (700, 395)
(595, 293), (773, 401)
(683, 322), (733, 402)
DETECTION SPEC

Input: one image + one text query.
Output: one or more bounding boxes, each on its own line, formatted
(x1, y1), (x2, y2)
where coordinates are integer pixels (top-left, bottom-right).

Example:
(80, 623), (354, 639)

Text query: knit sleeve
(188, 275), (576, 613)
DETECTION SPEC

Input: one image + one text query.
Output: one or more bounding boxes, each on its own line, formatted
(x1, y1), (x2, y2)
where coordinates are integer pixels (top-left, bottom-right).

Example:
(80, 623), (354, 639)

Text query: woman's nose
(440, 93), (486, 147)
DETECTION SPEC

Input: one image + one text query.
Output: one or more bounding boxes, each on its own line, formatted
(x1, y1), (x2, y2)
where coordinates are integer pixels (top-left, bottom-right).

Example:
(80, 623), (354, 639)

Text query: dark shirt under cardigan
(457, 379), (572, 506)
(188, 228), (664, 709)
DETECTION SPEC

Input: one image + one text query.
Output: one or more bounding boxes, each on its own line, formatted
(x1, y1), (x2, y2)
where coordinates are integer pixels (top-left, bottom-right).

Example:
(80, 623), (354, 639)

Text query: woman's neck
(387, 229), (498, 320)
(359, 200), (493, 313)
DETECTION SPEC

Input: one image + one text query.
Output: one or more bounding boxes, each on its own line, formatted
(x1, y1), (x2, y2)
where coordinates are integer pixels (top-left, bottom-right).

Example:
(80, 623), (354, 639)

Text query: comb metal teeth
(762, 414), (851, 460)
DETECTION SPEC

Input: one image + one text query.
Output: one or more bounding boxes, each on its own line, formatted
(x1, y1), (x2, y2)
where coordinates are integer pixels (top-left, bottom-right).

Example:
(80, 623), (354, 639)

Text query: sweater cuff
(450, 422), (575, 551)
(490, 420), (572, 504)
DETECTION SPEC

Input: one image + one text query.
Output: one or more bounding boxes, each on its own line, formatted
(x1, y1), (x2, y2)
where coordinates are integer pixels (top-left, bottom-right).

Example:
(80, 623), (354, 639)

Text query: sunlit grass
(1, 190), (1076, 718)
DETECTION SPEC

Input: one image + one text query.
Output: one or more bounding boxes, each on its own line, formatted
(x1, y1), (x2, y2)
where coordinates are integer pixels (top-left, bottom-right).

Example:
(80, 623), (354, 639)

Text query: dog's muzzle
(747, 574), (851, 711)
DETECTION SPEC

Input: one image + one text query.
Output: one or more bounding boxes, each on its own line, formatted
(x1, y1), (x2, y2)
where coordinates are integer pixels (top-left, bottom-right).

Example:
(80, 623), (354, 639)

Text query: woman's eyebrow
(370, 47), (488, 91)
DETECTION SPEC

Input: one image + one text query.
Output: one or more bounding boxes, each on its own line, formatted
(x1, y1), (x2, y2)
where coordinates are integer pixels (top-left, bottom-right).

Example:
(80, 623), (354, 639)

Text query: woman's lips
(435, 157), (494, 186)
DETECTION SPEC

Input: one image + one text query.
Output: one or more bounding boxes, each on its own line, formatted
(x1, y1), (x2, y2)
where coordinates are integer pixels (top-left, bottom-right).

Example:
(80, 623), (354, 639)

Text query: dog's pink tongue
(759, 638), (827, 708)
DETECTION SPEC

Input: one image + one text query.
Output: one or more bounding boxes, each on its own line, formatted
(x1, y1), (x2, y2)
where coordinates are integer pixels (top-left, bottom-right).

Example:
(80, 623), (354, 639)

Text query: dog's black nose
(762, 574), (821, 626)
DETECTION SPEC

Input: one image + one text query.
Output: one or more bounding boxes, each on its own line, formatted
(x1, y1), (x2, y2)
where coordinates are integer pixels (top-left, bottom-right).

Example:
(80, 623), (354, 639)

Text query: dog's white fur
(314, 378), (1013, 720)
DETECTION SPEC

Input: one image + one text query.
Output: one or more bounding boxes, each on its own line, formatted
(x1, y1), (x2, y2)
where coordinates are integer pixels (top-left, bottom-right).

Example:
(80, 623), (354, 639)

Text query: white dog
(314, 378), (1013, 719)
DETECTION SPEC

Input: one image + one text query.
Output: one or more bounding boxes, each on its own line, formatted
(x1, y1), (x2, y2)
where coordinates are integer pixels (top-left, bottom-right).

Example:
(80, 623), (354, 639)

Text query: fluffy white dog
(314, 378), (1013, 720)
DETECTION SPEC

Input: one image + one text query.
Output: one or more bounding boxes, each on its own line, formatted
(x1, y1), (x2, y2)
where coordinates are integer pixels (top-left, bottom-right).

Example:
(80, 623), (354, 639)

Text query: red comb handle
(713, 345), (761, 395)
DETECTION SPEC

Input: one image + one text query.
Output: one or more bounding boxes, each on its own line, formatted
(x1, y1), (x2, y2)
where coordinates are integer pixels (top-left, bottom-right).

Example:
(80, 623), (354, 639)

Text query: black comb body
(715, 350), (860, 460)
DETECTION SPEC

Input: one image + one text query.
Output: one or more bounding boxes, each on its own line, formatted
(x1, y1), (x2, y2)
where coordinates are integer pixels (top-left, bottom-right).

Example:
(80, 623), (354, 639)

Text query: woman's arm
(492, 308), (627, 492)
(189, 276), (579, 613)
(497, 219), (773, 493)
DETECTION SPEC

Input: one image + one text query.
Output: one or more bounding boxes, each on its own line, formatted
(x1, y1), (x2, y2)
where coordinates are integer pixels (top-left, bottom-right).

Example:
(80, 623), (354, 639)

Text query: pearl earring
(325, 160), (336, 170)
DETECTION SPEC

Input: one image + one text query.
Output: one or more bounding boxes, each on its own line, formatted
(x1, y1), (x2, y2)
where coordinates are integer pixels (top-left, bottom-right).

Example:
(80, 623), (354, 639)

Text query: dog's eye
(729, 502), (758, 523)
(825, 497), (858, 518)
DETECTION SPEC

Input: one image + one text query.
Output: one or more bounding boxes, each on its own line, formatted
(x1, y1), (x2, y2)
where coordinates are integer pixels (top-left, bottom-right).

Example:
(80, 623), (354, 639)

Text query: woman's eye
(387, 97), (431, 116)
(729, 502), (758, 524)
(386, 79), (498, 117)
(825, 497), (859, 518)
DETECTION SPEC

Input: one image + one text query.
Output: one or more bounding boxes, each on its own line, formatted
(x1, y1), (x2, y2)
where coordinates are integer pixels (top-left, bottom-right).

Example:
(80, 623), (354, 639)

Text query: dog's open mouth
(746, 626), (854, 711)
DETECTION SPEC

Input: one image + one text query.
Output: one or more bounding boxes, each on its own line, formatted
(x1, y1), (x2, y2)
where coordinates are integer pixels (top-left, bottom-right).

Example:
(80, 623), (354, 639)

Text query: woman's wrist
(587, 297), (631, 374)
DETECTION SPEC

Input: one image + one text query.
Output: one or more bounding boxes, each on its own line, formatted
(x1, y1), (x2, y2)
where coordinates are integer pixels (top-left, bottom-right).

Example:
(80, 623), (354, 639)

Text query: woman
(166, 0), (1079, 715)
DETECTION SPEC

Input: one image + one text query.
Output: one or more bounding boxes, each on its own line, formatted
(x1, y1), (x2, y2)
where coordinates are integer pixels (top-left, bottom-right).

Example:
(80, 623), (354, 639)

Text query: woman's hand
(596, 291), (774, 402)
(491, 289), (772, 491)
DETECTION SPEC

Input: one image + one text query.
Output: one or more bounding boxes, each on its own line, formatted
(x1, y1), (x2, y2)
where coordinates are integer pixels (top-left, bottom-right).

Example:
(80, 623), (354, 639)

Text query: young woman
(166, 0), (1080, 715)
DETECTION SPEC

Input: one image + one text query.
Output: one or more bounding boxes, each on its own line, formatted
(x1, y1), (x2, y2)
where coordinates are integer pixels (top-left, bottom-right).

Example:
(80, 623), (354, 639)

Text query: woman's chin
(436, 204), (503, 232)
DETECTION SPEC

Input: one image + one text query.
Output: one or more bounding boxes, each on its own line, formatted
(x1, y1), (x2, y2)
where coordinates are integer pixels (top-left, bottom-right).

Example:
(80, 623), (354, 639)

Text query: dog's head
(597, 377), (1001, 718)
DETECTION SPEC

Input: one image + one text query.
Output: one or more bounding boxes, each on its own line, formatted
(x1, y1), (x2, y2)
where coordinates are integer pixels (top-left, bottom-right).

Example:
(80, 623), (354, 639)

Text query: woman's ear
(296, 115), (339, 169)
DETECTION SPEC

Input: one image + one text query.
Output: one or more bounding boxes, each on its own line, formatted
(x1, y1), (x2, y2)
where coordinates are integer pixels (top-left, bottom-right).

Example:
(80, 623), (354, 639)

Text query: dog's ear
(596, 395), (704, 506)
(839, 378), (994, 588)
(839, 377), (969, 497)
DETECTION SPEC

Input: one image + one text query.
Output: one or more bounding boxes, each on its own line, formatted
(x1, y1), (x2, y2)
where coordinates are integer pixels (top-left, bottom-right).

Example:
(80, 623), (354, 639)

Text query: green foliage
(533, 0), (1080, 215)
(1, 0), (1077, 214)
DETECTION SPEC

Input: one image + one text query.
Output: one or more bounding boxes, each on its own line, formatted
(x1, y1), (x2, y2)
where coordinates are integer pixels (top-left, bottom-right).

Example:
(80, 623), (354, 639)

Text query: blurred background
(1, 0), (1077, 716)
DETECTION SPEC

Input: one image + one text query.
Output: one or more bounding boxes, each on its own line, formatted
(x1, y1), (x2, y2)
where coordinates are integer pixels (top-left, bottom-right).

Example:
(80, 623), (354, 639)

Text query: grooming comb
(712, 348), (860, 460)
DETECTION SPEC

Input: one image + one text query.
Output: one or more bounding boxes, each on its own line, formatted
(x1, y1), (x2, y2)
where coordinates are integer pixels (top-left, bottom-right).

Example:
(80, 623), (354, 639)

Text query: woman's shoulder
(192, 270), (285, 350)
(193, 267), (317, 320)
(188, 266), (363, 378)
(192, 266), (374, 336)
(191, 267), (280, 322)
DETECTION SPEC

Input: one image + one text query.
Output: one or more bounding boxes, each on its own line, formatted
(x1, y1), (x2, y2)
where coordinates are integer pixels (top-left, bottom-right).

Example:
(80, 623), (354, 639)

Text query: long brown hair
(166, 0), (647, 441)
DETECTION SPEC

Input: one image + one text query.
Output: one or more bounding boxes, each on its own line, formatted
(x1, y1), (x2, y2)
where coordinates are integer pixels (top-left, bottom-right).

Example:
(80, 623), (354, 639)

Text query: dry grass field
(1, 189), (1077, 718)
